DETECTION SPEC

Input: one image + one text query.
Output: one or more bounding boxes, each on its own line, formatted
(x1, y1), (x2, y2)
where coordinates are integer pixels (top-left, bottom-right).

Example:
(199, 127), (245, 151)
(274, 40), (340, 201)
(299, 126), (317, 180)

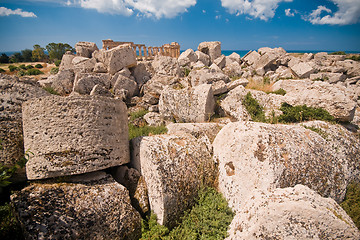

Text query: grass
(277, 103), (335, 123)
(141, 187), (234, 240)
(50, 67), (59, 75)
(329, 51), (346, 55)
(341, 182), (360, 230)
(346, 55), (360, 61)
(266, 88), (286, 96)
(302, 125), (329, 140)
(242, 92), (266, 122)
(0, 62), (55, 80)
(245, 78), (274, 93)
(0, 203), (23, 240)
(42, 86), (60, 95)
(128, 124), (168, 140)
(130, 109), (149, 121)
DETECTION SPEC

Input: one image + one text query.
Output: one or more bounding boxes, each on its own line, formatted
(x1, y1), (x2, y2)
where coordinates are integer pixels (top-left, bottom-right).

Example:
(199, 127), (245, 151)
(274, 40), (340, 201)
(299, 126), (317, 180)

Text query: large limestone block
(59, 51), (75, 71)
(213, 121), (360, 208)
(195, 51), (211, 66)
(45, 70), (75, 95)
(131, 134), (216, 228)
(73, 73), (111, 95)
(273, 79), (357, 122)
(226, 185), (360, 239)
(198, 41), (221, 63)
(23, 95), (130, 180)
(75, 41), (99, 58)
(291, 62), (316, 78)
(188, 68), (230, 87)
(178, 49), (198, 66)
(103, 44), (137, 75)
(242, 51), (260, 66)
(253, 51), (281, 70)
(220, 85), (250, 121)
(112, 73), (138, 98)
(131, 61), (153, 88)
(72, 56), (96, 74)
(11, 174), (141, 239)
(0, 75), (50, 176)
(159, 84), (215, 123)
(152, 55), (181, 76)
(227, 52), (241, 64)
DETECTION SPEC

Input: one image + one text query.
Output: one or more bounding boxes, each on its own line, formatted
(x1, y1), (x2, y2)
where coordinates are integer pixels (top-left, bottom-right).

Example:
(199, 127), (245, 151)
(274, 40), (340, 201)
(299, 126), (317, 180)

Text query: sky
(0, 0), (360, 52)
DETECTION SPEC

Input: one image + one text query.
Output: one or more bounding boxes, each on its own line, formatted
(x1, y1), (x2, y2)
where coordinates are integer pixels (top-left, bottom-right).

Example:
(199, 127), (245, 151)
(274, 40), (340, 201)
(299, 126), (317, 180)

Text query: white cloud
(79, 0), (133, 16)
(307, 0), (360, 25)
(0, 7), (37, 17)
(221, 0), (293, 21)
(285, 8), (294, 17)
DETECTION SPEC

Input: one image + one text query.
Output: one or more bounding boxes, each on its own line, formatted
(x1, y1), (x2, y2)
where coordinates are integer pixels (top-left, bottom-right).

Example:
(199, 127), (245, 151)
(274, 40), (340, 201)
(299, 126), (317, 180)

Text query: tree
(32, 44), (47, 62)
(9, 52), (23, 63)
(0, 53), (9, 63)
(21, 49), (33, 62)
(46, 43), (74, 61)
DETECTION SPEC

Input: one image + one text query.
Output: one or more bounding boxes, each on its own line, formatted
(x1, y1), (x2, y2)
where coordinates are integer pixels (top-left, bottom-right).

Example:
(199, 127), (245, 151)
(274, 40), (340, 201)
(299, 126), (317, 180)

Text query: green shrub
(267, 88), (286, 96)
(0, 68), (5, 73)
(341, 182), (360, 230)
(329, 51), (346, 55)
(26, 69), (43, 75)
(8, 65), (18, 72)
(0, 203), (23, 240)
(242, 92), (266, 122)
(302, 125), (329, 140)
(278, 103), (335, 123)
(42, 87), (60, 95)
(17, 70), (26, 77)
(128, 124), (167, 140)
(54, 59), (61, 67)
(18, 64), (26, 70)
(50, 67), (59, 75)
(263, 76), (270, 85)
(35, 64), (43, 68)
(25, 65), (34, 69)
(184, 68), (190, 77)
(130, 109), (149, 121)
(346, 55), (360, 61)
(141, 187), (234, 239)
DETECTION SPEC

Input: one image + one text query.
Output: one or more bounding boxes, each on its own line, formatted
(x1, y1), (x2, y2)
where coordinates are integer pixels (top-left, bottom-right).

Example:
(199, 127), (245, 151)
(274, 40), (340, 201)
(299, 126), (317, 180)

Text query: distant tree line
(0, 43), (75, 64)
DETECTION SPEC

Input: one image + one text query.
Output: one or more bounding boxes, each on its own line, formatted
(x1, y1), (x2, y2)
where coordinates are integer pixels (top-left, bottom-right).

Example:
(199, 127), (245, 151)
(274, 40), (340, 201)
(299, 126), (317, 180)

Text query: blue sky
(0, 0), (360, 52)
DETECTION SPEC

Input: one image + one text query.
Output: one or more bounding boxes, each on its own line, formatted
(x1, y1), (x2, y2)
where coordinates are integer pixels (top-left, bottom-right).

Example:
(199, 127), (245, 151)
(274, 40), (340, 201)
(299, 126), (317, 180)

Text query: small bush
(302, 125), (329, 139)
(184, 68), (190, 77)
(35, 64), (43, 68)
(26, 68), (43, 75)
(130, 109), (149, 121)
(50, 67), (59, 75)
(267, 88), (286, 96)
(54, 59), (61, 67)
(25, 65), (33, 69)
(17, 70), (26, 77)
(341, 182), (360, 230)
(43, 87), (60, 95)
(141, 187), (234, 239)
(263, 76), (270, 85)
(8, 65), (18, 72)
(18, 64), (26, 70)
(242, 92), (266, 122)
(0, 68), (5, 73)
(347, 55), (360, 61)
(0, 203), (23, 240)
(278, 103), (335, 123)
(329, 51), (346, 55)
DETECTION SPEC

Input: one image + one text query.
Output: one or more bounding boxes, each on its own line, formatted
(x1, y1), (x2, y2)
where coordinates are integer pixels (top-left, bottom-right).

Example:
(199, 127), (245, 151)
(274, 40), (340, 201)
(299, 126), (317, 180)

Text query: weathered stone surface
(291, 62), (316, 78)
(273, 79), (357, 121)
(11, 175), (141, 240)
(152, 55), (181, 76)
(142, 74), (177, 96)
(73, 73), (110, 95)
(214, 121), (360, 208)
(143, 112), (164, 126)
(103, 44), (137, 75)
(198, 41), (221, 63)
(159, 84), (215, 123)
(45, 70), (75, 95)
(72, 56), (96, 74)
(130, 133), (216, 228)
(226, 185), (360, 239)
(178, 49), (198, 66)
(220, 85), (250, 121)
(75, 41), (99, 58)
(248, 89), (285, 118)
(227, 52), (241, 64)
(93, 62), (107, 73)
(167, 122), (224, 143)
(0, 75), (50, 171)
(242, 51), (261, 66)
(209, 63), (222, 73)
(89, 84), (112, 97)
(223, 62), (242, 77)
(188, 68), (230, 87)
(131, 62), (153, 88)
(226, 78), (249, 91)
(59, 51), (75, 71)
(214, 55), (226, 69)
(310, 72), (346, 83)
(112, 74), (138, 99)
(195, 51), (211, 66)
(23, 95), (130, 180)
(211, 80), (228, 95)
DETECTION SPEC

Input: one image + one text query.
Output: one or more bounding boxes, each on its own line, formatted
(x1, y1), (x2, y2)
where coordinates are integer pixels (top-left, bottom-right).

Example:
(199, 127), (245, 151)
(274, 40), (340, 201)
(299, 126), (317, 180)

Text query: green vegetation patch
(54, 59), (61, 67)
(35, 64), (43, 68)
(266, 88), (286, 96)
(341, 182), (360, 230)
(8, 65), (18, 72)
(26, 68), (43, 75)
(329, 51), (346, 55)
(50, 67), (59, 75)
(141, 187), (234, 240)
(242, 92), (266, 122)
(302, 125), (329, 140)
(347, 55), (360, 61)
(42, 86), (60, 95)
(0, 203), (23, 240)
(0, 68), (5, 73)
(130, 109), (149, 121)
(278, 103), (335, 123)
(128, 124), (167, 140)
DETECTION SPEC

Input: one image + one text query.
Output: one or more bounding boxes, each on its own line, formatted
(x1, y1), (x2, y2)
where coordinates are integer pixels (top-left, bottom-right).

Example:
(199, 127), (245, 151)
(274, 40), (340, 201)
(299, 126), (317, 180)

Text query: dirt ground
(0, 62), (56, 80)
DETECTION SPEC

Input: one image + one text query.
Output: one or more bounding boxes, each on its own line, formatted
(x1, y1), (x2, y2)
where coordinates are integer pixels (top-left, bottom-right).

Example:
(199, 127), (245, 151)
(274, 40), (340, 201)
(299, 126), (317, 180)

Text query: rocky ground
(1, 40), (360, 239)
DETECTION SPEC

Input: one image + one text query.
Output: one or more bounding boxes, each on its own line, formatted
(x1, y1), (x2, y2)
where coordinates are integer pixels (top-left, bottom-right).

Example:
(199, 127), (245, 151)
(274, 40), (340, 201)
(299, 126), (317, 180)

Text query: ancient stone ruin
(1, 39), (360, 239)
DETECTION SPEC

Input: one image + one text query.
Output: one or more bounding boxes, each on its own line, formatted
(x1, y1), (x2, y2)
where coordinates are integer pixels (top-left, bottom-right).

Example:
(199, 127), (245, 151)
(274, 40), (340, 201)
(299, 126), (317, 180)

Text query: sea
(2, 50), (359, 58)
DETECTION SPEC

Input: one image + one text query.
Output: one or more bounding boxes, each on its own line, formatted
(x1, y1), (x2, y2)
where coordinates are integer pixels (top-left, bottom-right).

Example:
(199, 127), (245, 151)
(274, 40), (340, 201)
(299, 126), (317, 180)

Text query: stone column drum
(22, 95), (130, 180)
